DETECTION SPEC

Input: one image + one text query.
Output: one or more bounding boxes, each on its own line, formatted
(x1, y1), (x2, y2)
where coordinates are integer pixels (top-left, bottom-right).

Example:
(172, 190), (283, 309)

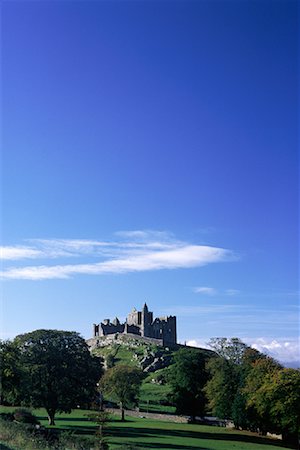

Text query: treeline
(167, 338), (300, 446)
(1, 331), (299, 448)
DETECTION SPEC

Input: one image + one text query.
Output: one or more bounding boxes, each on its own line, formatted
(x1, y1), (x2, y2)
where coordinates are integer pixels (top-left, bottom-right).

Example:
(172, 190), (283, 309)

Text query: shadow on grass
(34, 417), (296, 450)
(54, 417), (92, 423)
(108, 426), (296, 449)
(112, 443), (208, 449)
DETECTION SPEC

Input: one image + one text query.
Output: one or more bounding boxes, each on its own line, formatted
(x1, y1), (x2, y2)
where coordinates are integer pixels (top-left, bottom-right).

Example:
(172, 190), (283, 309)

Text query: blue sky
(1, 0), (299, 366)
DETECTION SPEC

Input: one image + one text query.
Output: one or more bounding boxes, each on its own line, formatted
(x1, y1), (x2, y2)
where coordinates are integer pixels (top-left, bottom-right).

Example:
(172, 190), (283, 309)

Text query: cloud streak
(193, 287), (217, 295)
(192, 286), (240, 296)
(1, 231), (234, 280)
(0, 246), (45, 260)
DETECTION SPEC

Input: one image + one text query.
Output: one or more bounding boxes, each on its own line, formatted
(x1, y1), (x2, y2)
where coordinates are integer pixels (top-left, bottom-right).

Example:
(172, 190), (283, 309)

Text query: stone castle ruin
(93, 303), (176, 346)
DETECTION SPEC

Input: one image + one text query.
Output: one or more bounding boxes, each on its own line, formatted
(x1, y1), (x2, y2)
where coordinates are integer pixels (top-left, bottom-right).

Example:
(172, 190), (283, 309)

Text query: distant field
(0, 406), (293, 450)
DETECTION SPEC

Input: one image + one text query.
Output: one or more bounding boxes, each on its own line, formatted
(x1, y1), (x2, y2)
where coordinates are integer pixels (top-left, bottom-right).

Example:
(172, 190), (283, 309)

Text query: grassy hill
(90, 334), (213, 414)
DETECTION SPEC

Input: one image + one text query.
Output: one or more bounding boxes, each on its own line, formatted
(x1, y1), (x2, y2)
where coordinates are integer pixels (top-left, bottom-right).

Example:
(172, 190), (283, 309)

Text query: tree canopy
(245, 363), (300, 445)
(0, 340), (22, 405)
(168, 348), (210, 419)
(7, 329), (103, 425)
(205, 356), (240, 421)
(99, 364), (143, 421)
(204, 338), (300, 445)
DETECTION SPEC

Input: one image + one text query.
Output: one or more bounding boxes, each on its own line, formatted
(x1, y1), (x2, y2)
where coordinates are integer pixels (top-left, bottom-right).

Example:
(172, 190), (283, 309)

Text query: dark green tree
(266, 368), (300, 445)
(243, 356), (282, 434)
(0, 340), (22, 405)
(245, 360), (299, 445)
(100, 365), (142, 421)
(205, 356), (239, 420)
(231, 347), (273, 431)
(14, 329), (103, 425)
(168, 348), (209, 420)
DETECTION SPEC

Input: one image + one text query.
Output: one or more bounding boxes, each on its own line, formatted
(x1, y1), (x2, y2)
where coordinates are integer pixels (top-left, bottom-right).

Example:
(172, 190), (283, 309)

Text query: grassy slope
(0, 407), (292, 450)
(92, 338), (176, 413)
(139, 373), (175, 413)
(92, 337), (213, 414)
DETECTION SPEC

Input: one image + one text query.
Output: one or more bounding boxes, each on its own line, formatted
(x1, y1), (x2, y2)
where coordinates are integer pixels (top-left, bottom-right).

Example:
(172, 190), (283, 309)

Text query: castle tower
(141, 302), (153, 337)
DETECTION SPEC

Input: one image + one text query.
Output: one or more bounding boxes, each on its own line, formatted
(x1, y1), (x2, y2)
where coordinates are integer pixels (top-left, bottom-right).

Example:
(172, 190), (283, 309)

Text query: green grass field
(0, 406), (294, 450)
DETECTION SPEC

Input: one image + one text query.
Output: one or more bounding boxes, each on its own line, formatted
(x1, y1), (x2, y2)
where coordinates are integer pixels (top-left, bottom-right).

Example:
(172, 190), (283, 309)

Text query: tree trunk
(47, 409), (56, 426)
(120, 402), (125, 421)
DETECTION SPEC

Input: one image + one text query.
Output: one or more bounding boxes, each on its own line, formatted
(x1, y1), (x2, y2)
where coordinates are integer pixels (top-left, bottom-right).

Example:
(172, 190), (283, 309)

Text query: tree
(168, 348), (210, 420)
(245, 363), (300, 445)
(231, 348), (276, 431)
(243, 356), (282, 434)
(14, 329), (103, 425)
(267, 368), (300, 445)
(205, 338), (250, 423)
(205, 356), (239, 420)
(205, 339), (269, 429)
(207, 337), (248, 365)
(100, 365), (142, 421)
(0, 340), (22, 405)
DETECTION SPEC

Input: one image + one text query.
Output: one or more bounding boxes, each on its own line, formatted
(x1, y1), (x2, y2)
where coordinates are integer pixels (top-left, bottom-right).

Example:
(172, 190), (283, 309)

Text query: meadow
(0, 406), (294, 450)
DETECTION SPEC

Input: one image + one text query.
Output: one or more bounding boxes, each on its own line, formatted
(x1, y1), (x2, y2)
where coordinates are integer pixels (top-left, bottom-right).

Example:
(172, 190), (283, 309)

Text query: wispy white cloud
(1, 231), (234, 280)
(192, 287), (240, 296)
(0, 246), (45, 260)
(115, 230), (175, 241)
(0, 235), (175, 263)
(225, 289), (240, 296)
(193, 287), (217, 295)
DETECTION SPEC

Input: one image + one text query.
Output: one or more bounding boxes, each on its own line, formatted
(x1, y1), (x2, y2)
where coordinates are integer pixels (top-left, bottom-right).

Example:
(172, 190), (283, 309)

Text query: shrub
(58, 431), (97, 449)
(0, 411), (14, 421)
(0, 418), (51, 449)
(13, 408), (40, 425)
(0, 418), (97, 449)
(106, 353), (115, 368)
